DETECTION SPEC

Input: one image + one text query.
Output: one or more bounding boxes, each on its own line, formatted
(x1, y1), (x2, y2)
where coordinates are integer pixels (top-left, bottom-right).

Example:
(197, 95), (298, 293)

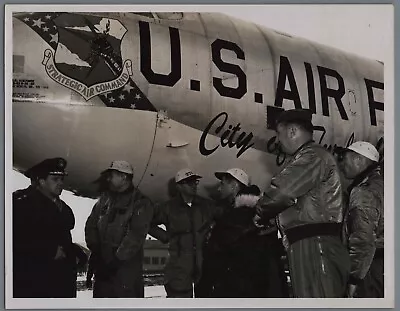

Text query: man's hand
(255, 197), (276, 219)
(255, 187), (297, 219)
(255, 204), (264, 217)
(253, 211), (276, 226)
(347, 284), (357, 298)
(54, 246), (66, 260)
(85, 278), (93, 289)
(253, 214), (264, 228)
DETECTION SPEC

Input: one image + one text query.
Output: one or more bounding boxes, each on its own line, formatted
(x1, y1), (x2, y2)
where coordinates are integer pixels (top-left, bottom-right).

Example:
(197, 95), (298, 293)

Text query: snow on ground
(77, 286), (166, 299)
(144, 286), (166, 298)
(76, 275), (167, 299)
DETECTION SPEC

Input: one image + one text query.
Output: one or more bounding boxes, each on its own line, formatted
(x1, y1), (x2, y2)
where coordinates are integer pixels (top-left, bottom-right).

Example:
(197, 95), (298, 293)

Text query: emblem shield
(53, 13), (127, 87)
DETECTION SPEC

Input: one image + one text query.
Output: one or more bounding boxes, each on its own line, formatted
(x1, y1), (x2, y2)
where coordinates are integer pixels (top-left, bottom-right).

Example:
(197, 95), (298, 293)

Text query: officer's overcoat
(13, 186), (77, 298)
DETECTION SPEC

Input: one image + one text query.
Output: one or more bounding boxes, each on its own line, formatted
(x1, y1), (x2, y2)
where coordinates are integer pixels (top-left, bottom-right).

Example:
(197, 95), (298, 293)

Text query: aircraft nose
(13, 103), (158, 198)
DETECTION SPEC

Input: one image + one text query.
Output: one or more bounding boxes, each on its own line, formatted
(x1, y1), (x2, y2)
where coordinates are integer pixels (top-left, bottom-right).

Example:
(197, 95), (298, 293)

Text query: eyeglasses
(180, 179), (200, 185)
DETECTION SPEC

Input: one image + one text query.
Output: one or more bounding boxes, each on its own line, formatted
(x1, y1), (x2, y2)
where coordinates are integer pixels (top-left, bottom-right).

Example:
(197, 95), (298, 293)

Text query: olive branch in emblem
(84, 18), (123, 77)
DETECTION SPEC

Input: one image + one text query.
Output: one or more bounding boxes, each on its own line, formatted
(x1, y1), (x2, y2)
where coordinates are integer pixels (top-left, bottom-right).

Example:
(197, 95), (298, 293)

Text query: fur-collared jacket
(206, 194), (261, 253)
(198, 193), (288, 298)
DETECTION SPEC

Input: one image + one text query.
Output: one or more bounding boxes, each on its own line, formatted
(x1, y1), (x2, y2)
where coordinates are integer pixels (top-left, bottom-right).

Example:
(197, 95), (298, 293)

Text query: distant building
(143, 239), (169, 274)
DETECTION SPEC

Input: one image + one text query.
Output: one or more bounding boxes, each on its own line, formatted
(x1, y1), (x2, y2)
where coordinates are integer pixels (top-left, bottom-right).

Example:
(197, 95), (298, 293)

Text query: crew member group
(12, 108), (384, 299)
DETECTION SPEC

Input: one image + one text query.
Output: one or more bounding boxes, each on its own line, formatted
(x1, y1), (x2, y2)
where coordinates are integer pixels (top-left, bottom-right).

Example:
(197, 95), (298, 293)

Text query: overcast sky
(10, 5), (393, 245)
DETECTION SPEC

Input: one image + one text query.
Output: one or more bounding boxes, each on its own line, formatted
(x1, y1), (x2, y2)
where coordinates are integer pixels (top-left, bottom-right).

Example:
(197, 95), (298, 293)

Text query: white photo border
(4, 3), (395, 309)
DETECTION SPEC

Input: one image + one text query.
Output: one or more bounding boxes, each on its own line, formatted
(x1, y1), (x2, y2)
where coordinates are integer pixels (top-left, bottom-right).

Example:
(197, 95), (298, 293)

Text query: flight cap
(175, 168), (202, 183)
(215, 168), (250, 186)
(275, 108), (313, 129)
(24, 157), (68, 179)
(346, 141), (379, 162)
(103, 160), (134, 175)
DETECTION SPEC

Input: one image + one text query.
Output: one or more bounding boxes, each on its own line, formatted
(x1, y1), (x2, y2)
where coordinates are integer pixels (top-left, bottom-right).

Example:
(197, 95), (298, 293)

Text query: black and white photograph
(5, 4), (394, 309)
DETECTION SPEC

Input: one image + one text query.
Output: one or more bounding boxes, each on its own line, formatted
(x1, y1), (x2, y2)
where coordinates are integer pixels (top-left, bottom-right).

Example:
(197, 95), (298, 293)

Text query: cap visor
(333, 146), (349, 154)
(215, 172), (227, 180)
(346, 146), (378, 162)
(346, 146), (358, 154)
(178, 175), (202, 183)
(49, 172), (68, 176)
(100, 168), (112, 176)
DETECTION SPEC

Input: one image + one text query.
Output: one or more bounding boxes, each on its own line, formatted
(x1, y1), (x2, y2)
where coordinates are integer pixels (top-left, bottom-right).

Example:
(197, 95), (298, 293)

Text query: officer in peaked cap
(13, 157), (79, 298)
(24, 157), (68, 180)
(255, 108), (350, 298)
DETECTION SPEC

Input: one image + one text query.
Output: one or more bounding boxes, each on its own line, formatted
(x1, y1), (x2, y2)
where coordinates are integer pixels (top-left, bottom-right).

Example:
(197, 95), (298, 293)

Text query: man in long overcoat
(13, 158), (77, 298)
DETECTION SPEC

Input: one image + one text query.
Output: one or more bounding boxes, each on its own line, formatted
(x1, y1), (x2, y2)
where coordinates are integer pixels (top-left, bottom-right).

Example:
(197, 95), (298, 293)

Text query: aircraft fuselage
(12, 12), (384, 201)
